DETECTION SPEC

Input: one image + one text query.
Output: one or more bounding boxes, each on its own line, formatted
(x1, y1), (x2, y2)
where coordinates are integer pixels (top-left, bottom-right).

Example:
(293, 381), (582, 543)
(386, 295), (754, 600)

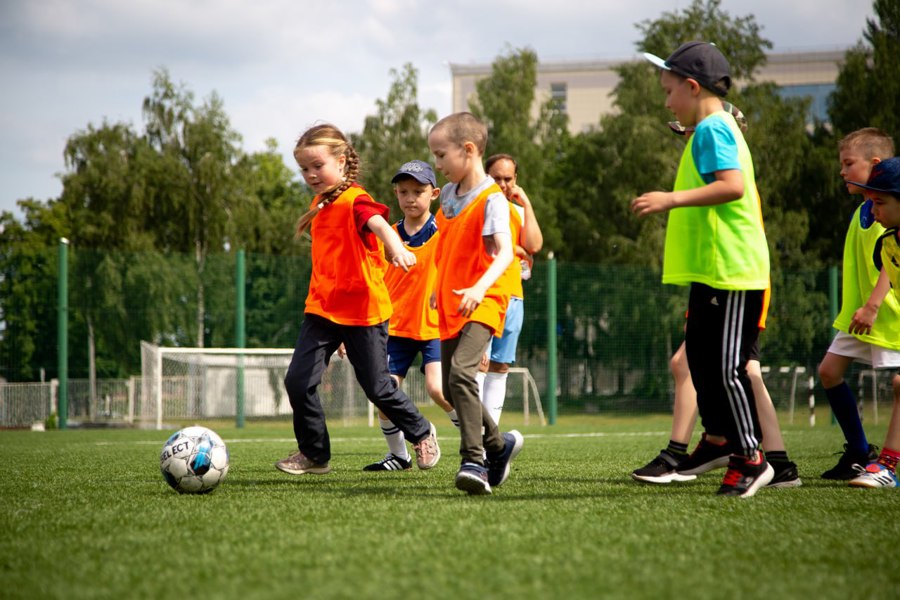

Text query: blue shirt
(692, 115), (741, 185)
(397, 214), (438, 248)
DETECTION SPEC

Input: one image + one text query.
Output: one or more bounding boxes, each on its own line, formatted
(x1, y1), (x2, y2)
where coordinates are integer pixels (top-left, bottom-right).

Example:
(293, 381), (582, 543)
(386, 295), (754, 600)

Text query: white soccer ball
(159, 426), (229, 494)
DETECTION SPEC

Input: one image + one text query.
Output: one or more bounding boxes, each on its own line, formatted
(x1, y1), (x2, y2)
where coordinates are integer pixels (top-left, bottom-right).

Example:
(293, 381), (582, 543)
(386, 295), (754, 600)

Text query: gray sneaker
(413, 423), (441, 469)
(455, 462), (491, 495)
(275, 450), (331, 475)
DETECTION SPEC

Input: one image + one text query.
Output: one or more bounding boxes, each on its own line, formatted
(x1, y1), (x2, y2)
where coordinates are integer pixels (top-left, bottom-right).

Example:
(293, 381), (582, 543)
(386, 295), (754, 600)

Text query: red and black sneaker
(716, 451), (774, 497)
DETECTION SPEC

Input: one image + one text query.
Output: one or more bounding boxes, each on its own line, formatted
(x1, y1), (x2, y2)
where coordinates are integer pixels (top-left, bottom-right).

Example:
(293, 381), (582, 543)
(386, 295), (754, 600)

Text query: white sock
(482, 372), (508, 426)
(379, 417), (409, 461)
(475, 371), (486, 400)
(446, 409), (460, 428)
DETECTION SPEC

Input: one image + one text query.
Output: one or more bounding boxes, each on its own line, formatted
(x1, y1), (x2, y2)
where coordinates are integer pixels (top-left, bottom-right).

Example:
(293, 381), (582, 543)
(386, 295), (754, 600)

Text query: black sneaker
(766, 460), (802, 488)
(631, 451), (697, 484)
(676, 434), (733, 476)
(821, 444), (879, 480)
(455, 462), (491, 495)
(716, 451), (774, 497)
(486, 430), (524, 487)
(362, 453), (412, 472)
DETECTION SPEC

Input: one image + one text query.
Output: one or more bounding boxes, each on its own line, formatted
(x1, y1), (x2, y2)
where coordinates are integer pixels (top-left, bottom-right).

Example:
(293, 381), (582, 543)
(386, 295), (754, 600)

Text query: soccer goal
(140, 342), (365, 430)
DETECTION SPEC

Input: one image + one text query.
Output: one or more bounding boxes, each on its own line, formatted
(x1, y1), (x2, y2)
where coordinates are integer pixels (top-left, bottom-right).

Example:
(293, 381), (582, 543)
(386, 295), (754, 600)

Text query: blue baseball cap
(850, 157), (900, 196)
(391, 160), (437, 187)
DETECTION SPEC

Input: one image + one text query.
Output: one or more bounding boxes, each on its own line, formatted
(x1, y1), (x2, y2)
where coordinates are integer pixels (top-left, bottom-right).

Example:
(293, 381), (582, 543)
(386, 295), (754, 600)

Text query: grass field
(2, 408), (898, 600)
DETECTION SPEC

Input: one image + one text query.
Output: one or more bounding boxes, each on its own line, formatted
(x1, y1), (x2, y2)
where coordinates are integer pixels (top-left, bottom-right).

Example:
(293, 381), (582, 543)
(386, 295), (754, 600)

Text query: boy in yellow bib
(633, 42), (772, 497)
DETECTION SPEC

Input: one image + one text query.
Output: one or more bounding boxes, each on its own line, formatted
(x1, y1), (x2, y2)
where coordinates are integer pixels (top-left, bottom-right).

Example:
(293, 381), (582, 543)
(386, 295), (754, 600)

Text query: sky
(0, 0), (875, 218)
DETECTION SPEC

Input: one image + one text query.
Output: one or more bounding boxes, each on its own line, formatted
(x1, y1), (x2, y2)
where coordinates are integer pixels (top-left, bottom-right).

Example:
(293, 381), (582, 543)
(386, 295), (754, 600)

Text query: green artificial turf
(1, 410), (898, 599)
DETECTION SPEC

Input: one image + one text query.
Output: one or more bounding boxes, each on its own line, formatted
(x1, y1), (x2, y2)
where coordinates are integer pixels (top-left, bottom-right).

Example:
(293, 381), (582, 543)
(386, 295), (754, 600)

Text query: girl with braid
(276, 124), (441, 476)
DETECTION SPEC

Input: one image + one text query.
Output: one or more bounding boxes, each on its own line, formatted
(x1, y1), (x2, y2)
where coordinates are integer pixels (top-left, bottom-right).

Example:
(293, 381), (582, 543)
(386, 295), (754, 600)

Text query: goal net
(140, 342), (365, 429)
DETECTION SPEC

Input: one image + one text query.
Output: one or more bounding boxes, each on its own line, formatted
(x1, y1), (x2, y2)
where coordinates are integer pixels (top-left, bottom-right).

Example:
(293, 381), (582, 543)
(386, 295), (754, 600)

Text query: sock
(824, 382), (869, 456)
(482, 372), (508, 426)
(379, 417), (410, 461)
(475, 371), (486, 400)
(446, 409), (460, 429)
(878, 447), (900, 471)
(665, 440), (689, 458)
(765, 450), (789, 465)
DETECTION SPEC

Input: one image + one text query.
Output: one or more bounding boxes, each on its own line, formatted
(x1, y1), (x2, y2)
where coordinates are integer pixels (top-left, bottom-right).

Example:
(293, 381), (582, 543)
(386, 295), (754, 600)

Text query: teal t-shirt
(662, 111), (769, 290)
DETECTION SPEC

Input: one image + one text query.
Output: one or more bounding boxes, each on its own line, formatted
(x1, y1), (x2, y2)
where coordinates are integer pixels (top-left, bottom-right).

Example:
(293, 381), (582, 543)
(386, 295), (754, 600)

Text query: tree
(829, 0), (900, 145)
(141, 69), (244, 347)
(351, 64), (437, 217)
(468, 47), (565, 255)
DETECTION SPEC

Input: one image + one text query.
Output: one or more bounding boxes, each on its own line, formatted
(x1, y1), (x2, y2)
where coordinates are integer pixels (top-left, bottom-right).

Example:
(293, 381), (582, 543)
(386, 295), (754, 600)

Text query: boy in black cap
(363, 160), (460, 471)
(848, 156), (900, 488)
(632, 41), (773, 497)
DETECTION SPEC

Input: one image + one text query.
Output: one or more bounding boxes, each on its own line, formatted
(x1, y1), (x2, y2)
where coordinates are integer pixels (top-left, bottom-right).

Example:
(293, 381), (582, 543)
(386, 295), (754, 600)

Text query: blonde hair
(839, 127), (895, 160)
(292, 124), (361, 236)
(431, 112), (488, 156)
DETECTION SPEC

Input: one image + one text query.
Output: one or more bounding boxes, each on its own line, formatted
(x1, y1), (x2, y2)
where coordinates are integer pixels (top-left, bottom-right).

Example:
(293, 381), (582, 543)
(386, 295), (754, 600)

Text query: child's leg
(750, 360), (786, 452)
(375, 377), (411, 462)
(423, 360), (458, 427)
(444, 322), (502, 465)
(847, 373), (900, 488)
(878, 374), (900, 469)
(669, 341), (699, 450)
(818, 351), (869, 455)
(685, 285), (763, 457)
(283, 314), (342, 464)
(482, 297), (524, 426)
(341, 322), (431, 444)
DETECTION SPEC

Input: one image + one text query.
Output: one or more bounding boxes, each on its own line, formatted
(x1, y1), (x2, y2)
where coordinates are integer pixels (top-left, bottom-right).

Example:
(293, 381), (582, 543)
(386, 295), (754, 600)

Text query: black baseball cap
(644, 41), (732, 97)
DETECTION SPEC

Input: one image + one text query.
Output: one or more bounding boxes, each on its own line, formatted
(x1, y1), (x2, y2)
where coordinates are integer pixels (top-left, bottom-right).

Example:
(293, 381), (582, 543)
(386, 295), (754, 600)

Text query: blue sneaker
(848, 462), (898, 489)
(455, 462), (491, 495)
(487, 430), (524, 487)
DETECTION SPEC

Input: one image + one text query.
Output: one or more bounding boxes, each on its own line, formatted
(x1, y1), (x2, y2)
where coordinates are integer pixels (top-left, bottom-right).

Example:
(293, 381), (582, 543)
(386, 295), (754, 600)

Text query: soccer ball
(159, 426), (229, 494)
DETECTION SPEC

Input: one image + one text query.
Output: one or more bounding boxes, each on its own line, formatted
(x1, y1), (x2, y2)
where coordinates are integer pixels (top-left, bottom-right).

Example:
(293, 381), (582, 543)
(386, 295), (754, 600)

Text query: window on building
(550, 82), (567, 112)
(776, 83), (836, 124)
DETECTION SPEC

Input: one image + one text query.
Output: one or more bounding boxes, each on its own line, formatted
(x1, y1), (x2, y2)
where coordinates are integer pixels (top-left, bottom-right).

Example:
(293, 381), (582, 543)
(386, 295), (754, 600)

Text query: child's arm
(849, 267), (891, 335)
(631, 169), (744, 216)
(366, 214), (416, 272)
(453, 232), (514, 317)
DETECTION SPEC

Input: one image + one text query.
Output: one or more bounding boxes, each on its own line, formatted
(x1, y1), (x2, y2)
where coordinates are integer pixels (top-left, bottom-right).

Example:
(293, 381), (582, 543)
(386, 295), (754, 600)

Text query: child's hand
(429, 291), (437, 310)
(390, 248), (417, 272)
(453, 286), (486, 317)
(849, 304), (878, 335)
(631, 192), (674, 217)
(336, 343), (347, 359)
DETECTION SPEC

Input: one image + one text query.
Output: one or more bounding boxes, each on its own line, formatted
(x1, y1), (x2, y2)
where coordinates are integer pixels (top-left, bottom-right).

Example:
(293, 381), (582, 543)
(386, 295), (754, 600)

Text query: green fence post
(547, 252), (557, 425)
(829, 264), (839, 425)
(236, 249), (246, 429)
(58, 238), (69, 429)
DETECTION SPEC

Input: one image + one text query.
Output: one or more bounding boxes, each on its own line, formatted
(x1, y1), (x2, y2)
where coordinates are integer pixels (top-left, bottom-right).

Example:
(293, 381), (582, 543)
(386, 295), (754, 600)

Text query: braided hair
(293, 124), (361, 237)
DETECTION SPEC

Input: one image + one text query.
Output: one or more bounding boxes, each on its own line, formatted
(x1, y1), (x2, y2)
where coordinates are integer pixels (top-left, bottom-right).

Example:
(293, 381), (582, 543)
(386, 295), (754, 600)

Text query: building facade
(450, 49), (845, 133)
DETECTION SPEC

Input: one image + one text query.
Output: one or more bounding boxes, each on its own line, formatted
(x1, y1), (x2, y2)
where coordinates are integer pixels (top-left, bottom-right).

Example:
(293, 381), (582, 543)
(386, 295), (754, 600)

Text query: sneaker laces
(721, 465), (742, 487)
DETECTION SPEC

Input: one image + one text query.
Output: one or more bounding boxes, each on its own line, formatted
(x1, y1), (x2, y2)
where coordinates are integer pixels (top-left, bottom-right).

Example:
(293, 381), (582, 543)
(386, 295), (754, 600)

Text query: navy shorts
(387, 336), (441, 377)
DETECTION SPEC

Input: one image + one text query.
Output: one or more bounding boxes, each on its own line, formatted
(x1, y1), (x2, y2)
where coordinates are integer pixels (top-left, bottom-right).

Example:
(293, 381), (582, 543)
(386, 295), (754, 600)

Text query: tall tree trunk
(196, 240), (205, 348)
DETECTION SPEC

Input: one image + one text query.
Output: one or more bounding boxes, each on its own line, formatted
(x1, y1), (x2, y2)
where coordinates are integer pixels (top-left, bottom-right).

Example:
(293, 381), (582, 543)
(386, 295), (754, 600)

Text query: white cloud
(0, 0), (875, 216)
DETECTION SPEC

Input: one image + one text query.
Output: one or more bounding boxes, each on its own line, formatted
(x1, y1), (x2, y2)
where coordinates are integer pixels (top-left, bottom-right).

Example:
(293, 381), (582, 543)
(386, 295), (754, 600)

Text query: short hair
(839, 128), (895, 160)
(485, 153), (518, 176)
(431, 112), (488, 155)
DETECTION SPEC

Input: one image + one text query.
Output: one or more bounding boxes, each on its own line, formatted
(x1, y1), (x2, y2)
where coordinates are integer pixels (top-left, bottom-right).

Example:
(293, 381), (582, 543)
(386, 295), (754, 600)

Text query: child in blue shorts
(363, 160), (460, 471)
